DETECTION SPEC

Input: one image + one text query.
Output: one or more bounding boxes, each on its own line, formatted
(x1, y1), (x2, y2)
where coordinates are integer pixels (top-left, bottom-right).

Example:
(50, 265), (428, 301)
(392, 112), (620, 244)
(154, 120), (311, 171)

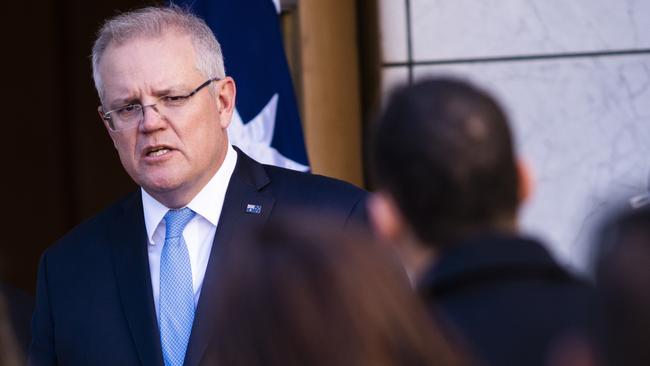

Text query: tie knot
(164, 208), (196, 238)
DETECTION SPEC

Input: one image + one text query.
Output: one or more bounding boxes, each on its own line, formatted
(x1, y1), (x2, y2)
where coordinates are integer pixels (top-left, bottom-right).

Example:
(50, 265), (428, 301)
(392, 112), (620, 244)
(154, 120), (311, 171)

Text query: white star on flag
(228, 93), (309, 172)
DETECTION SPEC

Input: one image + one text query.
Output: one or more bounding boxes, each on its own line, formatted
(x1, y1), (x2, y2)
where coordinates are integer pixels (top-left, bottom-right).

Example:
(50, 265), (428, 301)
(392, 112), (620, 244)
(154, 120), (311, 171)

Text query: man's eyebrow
(106, 83), (189, 107)
(108, 96), (140, 109)
(151, 84), (187, 97)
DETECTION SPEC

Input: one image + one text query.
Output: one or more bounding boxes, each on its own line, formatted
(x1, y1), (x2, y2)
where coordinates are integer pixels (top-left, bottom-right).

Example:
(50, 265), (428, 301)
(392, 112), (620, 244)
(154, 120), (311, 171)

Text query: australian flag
(175, 0), (309, 171)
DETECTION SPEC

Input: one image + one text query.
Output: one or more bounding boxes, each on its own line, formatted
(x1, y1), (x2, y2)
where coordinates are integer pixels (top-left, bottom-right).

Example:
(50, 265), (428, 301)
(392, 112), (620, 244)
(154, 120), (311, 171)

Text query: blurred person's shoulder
(420, 232), (597, 321)
(418, 233), (596, 366)
(0, 282), (33, 356)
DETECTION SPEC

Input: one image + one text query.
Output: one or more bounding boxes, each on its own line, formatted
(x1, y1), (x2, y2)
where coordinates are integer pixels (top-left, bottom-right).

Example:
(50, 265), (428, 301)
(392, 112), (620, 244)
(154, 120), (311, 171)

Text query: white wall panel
(410, 0), (650, 60)
(379, 0), (410, 63)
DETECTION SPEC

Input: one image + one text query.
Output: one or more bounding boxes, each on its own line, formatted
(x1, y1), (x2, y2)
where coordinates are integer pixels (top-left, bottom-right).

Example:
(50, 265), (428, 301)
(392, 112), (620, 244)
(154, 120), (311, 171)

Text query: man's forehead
(99, 32), (197, 75)
(98, 32), (200, 101)
(103, 30), (195, 57)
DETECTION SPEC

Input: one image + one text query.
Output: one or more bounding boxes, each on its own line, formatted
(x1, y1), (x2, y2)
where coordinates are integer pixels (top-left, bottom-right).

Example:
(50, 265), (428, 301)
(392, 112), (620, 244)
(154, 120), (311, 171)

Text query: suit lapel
(184, 149), (275, 366)
(109, 192), (163, 366)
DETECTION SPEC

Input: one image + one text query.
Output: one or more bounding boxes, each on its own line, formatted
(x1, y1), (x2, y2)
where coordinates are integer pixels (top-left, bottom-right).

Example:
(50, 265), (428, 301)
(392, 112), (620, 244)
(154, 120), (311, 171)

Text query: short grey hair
(91, 5), (225, 100)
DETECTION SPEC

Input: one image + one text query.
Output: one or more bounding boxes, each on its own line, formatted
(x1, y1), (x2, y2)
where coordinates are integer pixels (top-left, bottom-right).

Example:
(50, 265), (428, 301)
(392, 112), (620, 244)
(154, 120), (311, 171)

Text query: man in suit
(29, 6), (365, 366)
(367, 78), (594, 366)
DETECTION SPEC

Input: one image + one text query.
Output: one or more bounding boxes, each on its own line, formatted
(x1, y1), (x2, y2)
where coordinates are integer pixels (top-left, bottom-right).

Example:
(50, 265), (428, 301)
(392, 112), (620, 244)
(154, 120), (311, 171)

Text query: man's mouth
(145, 146), (172, 157)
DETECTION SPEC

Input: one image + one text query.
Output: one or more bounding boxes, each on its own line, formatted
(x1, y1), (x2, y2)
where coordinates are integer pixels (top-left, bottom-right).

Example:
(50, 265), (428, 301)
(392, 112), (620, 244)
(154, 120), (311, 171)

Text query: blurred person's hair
(594, 206), (650, 366)
(0, 295), (22, 366)
(91, 5), (225, 101)
(371, 77), (519, 246)
(206, 214), (468, 366)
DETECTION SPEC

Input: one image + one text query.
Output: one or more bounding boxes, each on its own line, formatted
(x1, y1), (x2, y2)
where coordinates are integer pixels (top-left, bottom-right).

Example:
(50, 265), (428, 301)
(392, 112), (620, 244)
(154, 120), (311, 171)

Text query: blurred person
(368, 77), (595, 366)
(548, 205), (650, 366)
(203, 214), (469, 366)
(29, 5), (365, 366)
(0, 293), (23, 366)
(592, 206), (650, 366)
(0, 282), (32, 358)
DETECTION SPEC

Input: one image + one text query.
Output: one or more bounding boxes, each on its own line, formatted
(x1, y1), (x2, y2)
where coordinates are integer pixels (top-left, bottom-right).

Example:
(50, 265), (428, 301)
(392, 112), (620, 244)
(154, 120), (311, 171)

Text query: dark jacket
(28, 149), (366, 366)
(419, 233), (595, 366)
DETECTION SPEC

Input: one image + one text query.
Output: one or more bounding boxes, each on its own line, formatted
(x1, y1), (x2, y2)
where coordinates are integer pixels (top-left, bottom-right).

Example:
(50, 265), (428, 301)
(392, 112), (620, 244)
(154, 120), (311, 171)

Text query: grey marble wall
(378, 0), (650, 271)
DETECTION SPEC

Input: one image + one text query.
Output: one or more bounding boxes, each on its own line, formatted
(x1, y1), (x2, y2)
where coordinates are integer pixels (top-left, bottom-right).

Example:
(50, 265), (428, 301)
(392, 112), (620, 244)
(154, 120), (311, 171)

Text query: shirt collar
(141, 144), (238, 245)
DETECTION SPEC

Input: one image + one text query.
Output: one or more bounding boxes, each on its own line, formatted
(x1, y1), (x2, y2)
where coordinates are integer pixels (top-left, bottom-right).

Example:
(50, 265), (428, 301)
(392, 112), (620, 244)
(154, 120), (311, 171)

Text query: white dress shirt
(141, 145), (237, 317)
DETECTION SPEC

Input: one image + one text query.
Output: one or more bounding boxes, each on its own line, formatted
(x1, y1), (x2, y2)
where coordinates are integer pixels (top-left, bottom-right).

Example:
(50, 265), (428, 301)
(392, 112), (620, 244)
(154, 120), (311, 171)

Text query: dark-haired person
(591, 206), (650, 366)
(549, 205), (650, 366)
(368, 77), (595, 366)
(203, 215), (468, 366)
(29, 6), (365, 366)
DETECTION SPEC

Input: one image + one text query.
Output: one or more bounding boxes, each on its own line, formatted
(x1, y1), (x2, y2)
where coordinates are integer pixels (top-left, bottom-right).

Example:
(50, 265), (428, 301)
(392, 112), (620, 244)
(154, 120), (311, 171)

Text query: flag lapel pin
(245, 204), (262, 214)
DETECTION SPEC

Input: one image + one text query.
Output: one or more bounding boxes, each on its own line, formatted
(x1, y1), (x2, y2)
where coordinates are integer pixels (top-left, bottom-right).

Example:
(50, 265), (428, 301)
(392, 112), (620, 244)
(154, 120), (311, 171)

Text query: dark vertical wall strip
(56, 0), (77, 230)
(356, 0), (380, 189)
(1, 1), (67, 293)
(1, 0), (154, 293)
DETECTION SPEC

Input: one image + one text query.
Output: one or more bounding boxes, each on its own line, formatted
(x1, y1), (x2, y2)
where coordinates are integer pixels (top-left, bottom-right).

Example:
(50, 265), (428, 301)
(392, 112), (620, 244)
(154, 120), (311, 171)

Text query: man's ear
(216, 77), (236, 129)
(517, 158), (533, 205)
(98, 106), (118, 148)
(367, 191), (406, 242)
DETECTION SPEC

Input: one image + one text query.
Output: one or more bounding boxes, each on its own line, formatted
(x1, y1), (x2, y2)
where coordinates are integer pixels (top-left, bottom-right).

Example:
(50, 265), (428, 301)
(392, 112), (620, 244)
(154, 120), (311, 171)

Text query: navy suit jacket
(29, 149), (366, 366)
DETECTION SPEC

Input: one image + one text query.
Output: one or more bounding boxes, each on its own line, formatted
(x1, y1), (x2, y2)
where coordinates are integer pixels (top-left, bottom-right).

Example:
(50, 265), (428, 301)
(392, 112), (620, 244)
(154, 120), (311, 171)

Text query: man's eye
(161, 95), (189, 106)
(116, 104), (141, 117)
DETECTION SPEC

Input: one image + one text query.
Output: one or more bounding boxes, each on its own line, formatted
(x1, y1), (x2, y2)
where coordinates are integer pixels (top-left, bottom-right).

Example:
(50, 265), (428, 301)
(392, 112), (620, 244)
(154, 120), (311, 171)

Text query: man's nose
(139, 103), (167, 131)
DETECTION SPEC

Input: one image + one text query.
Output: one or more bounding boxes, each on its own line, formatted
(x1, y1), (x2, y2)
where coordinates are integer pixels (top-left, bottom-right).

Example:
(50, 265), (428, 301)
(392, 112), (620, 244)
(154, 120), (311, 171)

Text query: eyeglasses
(100, 77), (220, 131)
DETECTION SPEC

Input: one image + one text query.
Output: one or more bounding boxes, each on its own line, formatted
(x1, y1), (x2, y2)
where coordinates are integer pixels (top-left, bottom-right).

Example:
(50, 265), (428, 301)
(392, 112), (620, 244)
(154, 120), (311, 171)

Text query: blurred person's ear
(368, 191), (405, 242)
(368, 191), (437, 285)
(517, 159), (533, 206)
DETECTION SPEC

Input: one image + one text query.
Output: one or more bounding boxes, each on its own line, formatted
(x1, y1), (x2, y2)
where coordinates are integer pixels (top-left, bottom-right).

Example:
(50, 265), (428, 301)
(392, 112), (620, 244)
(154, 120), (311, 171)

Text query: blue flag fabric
(175, 0), (309, 171)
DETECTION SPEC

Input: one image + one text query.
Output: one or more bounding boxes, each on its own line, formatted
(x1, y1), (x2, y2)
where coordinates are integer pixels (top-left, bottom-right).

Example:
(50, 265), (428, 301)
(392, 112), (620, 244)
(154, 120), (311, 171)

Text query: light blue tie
(159, 208), (196, 366)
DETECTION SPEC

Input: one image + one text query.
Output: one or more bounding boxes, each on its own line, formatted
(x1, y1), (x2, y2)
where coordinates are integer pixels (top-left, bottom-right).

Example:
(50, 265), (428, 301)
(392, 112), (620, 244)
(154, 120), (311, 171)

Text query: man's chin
(139, 176), (183, 197)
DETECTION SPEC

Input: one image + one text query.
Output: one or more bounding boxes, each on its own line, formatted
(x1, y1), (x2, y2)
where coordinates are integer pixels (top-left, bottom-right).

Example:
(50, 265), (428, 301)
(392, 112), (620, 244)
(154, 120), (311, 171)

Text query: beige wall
(298, 0), (364, 188)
